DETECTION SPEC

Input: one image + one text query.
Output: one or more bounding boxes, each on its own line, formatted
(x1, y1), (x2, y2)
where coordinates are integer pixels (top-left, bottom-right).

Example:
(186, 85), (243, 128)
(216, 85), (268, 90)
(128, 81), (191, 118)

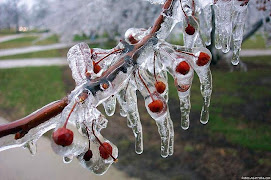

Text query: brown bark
(0, 97), (68, 139)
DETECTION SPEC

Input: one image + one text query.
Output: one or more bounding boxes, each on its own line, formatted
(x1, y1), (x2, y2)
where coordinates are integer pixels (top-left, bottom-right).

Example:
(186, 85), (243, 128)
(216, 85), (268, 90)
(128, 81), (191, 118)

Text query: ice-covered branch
(0, 0), (174, 140)
(0, 97), (68, 139)
(0, 0), (253, 176)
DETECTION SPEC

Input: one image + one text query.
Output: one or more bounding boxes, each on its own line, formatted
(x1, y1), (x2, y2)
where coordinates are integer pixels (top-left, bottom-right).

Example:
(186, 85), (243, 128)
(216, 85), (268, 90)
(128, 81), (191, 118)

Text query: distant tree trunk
(14, 3), (19, 33)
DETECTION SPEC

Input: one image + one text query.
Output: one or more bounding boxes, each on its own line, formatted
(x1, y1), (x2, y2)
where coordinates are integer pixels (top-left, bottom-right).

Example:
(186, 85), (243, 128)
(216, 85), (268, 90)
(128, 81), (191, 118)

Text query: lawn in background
(242, 34), (271, 49)
(0, 66), (66, 120)
(0, 34), (60, 50)
(0, 36), (39, 49)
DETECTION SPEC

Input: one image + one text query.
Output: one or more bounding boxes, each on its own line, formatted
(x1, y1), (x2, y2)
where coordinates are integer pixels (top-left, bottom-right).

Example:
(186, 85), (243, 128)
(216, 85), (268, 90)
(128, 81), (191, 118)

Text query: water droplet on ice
(63, 155), (73, 163)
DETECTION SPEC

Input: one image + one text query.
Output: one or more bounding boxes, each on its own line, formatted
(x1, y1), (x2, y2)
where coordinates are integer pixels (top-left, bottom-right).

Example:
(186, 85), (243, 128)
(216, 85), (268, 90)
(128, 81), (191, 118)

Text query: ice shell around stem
(77, 139), (118, 175)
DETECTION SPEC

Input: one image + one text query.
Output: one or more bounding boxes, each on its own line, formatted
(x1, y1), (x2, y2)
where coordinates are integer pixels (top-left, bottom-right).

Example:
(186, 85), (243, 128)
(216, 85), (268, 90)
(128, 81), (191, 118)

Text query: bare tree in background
(0, 0), (29, 32)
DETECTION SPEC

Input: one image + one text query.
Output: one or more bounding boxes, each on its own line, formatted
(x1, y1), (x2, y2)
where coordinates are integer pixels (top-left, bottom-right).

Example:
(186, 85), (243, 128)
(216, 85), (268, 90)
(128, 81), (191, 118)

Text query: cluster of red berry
(52, 121), (117, 162)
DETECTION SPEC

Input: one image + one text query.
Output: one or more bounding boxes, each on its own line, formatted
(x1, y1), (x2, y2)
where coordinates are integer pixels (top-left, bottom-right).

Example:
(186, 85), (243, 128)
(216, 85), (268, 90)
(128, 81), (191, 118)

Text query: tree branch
(0, 97), (68, 139)
(0, 0), (174, 139)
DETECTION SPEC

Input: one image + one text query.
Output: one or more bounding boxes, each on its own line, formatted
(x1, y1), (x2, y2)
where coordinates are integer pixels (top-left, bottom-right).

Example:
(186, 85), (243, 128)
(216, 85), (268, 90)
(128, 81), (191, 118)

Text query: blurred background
(0, 0), (270, 179)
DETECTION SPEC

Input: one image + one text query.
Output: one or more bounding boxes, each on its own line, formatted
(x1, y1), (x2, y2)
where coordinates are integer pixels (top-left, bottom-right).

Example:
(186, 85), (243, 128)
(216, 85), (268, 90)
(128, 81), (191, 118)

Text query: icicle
(63, 155), (73, 163)
(159, 42), (194, 129)
(199, 5), (212, 46)
(166, 110), (174, 156)
(116, 78), (143, 154)
(24, 140), (37, 155)
(136, 68), (169, 157)
(158, 72), (174, 156)
(199, 68), (212, 124)
(156, 117), (170, 158)
(116, 88), (128, 118)
(214, 0), (233, 52)
(126, 87), (143, 155)
(173, 56), (194, 129)
(102, 96), (116, 116)
(167, 44), (212, 125)
(179, 94), (191, 129)
(191, 48), (212, 124)
(231, 0), (249, 65)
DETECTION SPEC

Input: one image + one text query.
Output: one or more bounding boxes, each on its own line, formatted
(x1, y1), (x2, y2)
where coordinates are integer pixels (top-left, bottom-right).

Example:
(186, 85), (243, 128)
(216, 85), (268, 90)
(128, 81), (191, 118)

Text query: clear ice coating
(0, 0), (251, 176)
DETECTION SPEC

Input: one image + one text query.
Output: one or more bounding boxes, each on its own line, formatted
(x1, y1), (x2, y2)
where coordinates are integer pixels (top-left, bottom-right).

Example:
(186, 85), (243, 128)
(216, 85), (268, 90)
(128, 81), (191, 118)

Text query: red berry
(52, 127), (73, 147)
(83, 150), (93, 161)
(85, 71), (91, 78)
(197, 52), (210, 66)
(155, 81), (166, 94)
(148, 100), (164, 113)
(185, 24), (195, 35)
(128, 35), (139, 44)
(93, 64), (101, 74)
(101, 83), (109, 90)
(99, 142), (113, 159)
(176, 61), (190, 75)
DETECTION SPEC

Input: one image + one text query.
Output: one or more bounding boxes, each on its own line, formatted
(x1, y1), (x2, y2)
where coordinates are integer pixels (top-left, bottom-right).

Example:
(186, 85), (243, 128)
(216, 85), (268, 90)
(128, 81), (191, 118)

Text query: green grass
(242, 55), (271, 65)
(34, 34), (59, 45)
(168, 34), (184, 46)
(0, 66), (66, 120)
(0, 34), (59, 49)
(168, 60), (271, 151)
(73, 34), (90, 41)
(0, 36), (38, 49)
(209, 116), (271, 151)
(242, 34), (271, 49)
(0, 29), (17, 35)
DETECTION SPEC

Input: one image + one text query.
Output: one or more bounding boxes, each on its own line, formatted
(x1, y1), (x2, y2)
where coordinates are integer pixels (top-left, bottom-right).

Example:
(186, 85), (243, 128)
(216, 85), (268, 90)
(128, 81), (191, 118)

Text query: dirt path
(0, 58), (67, 69)
(240, 49), (271, 57)
(0, 117), (139, 180)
